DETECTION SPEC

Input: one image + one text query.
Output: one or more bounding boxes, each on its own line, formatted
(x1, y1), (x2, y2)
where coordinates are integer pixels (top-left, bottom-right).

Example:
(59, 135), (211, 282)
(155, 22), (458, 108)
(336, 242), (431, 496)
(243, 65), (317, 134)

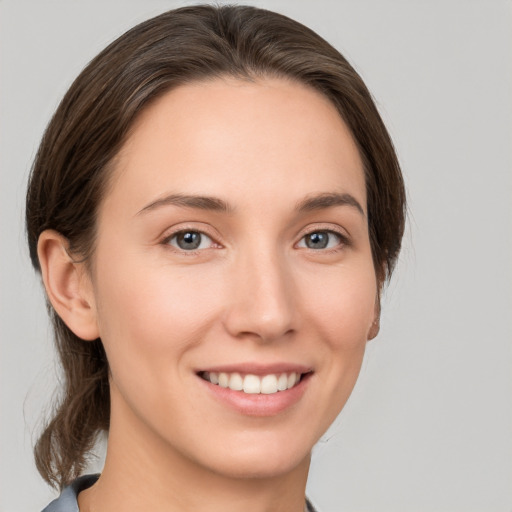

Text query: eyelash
(161, 228), (219, 255)
(296, 229), (349, 251)
(161, 226), (349, 254)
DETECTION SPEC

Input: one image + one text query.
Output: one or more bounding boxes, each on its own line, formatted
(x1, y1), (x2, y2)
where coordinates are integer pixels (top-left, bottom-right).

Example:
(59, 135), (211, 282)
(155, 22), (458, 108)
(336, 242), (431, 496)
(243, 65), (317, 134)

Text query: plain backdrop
(1, 1), (511, 511)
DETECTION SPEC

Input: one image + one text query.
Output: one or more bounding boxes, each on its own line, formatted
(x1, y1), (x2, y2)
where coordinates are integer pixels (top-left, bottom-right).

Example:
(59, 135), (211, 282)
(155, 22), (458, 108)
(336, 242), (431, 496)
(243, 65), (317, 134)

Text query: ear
(37, 230), (99, 341)
(367, 295), (381, 341)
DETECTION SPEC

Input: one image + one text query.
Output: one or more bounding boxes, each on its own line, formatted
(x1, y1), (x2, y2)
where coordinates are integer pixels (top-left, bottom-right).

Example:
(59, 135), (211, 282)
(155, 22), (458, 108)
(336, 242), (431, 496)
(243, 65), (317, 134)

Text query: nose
(222, 246), (297, 343)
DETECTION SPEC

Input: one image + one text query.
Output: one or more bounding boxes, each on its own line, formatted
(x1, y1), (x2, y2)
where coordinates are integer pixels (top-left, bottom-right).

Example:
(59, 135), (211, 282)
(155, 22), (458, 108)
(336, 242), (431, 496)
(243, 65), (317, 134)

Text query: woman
(26, 4), (405, 511)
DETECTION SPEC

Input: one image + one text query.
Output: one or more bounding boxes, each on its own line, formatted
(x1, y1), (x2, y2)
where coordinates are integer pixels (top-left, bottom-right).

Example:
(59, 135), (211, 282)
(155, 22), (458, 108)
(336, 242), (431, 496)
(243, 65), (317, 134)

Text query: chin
(189, 430), (315, 481)
(210, 450), (309, 481)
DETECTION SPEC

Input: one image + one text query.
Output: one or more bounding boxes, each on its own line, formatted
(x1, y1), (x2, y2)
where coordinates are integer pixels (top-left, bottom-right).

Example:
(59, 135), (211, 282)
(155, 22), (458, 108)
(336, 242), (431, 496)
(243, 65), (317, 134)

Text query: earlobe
(368, 316), (380, 340)
(37, 230), (99, 341)
(367, 296), (381, 340)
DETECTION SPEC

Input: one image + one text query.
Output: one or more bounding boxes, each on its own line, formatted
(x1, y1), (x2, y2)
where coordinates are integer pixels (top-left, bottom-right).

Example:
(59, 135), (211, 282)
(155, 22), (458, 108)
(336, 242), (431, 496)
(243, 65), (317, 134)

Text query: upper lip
(196, 362), (312, 376)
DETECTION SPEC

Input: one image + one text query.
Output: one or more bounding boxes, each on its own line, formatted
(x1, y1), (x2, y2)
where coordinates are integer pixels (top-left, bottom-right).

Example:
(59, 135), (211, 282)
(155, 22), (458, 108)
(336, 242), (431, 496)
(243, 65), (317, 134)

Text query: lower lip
(199, 373), (312, 417)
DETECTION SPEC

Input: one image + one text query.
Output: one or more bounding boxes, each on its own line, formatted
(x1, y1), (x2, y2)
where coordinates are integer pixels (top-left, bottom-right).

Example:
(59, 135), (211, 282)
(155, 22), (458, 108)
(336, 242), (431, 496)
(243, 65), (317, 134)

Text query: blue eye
(168, 231), (213, 251)
(298, 231), (342, 250)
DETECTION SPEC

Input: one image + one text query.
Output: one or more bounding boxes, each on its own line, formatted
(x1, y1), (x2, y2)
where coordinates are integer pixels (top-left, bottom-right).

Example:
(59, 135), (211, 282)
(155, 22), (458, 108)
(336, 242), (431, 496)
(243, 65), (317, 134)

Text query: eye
(297, 230), (343, 250)
(167, 230), (214, 251)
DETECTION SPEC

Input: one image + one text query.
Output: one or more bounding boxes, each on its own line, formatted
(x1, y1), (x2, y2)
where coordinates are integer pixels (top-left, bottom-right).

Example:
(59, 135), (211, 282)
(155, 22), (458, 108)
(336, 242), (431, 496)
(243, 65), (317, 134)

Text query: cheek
(91, 258), (223, 424)
(301, 262), (377, 350)
(92, 255), (223, 369)
(305, 264), (376, 418)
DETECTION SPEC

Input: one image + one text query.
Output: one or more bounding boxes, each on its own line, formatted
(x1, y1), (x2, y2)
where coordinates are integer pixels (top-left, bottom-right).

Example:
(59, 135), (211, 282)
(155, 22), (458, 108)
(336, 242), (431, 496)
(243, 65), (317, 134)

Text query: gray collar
(41, 474), (317, 512)
(42, 474), (99, 512)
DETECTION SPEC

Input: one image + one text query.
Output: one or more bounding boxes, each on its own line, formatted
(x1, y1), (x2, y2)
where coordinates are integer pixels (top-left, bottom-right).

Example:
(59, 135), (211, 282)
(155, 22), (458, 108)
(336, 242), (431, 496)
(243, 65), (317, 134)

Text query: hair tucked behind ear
(26, 4), (405, 489)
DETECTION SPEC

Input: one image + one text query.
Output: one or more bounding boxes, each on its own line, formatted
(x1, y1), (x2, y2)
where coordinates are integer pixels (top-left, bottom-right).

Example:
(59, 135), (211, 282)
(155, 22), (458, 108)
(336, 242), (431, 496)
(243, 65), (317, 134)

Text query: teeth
(277, 373), (288, 391)
(229, 372), (243, 391)
(243, 374), (261, 394)
(218, 372), (229, 388)
(204, 371), (302, 394)
(261, 374), (278, 394)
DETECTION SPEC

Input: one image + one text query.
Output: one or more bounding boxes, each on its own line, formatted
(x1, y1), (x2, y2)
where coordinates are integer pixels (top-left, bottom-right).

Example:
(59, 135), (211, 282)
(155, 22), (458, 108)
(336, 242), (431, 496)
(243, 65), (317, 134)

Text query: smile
(199, 371), (303, 395)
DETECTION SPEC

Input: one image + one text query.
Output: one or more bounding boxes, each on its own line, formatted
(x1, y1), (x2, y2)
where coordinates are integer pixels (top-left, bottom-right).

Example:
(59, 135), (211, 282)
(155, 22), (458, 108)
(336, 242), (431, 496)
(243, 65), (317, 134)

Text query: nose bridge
(224, 238), (296, 342)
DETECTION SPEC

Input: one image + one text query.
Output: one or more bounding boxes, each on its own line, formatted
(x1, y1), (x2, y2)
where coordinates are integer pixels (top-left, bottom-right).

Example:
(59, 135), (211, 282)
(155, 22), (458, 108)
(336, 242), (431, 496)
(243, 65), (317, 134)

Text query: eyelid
(160, 223), (223, 252)
(168, 231), (214, 250)
(158, 222), (350, 253)
(295, 224), (351, 250)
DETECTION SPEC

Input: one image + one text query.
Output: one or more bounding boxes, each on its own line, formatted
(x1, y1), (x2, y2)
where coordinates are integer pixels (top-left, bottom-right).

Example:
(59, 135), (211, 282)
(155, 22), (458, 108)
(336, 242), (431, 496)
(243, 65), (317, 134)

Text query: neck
(78, 388), (311, 512)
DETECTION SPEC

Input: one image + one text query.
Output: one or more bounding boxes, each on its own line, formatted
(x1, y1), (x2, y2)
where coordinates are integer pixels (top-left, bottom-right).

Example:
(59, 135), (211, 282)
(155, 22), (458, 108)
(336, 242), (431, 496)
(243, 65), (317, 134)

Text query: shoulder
(41, 474), (99, 512)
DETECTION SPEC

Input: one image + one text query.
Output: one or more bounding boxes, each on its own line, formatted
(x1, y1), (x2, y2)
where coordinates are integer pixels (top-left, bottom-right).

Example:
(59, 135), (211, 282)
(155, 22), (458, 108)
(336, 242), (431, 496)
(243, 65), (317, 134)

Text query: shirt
(41, 474), (318, 511)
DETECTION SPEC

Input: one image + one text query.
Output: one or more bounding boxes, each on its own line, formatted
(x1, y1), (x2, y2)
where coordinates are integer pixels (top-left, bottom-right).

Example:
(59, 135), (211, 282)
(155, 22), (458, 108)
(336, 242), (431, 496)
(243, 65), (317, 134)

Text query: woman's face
(87, 77), (378, 479)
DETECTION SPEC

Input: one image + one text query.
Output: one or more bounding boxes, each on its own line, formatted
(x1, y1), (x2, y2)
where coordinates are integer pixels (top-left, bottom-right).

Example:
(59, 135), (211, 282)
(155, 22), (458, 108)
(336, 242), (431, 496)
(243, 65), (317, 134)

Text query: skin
(39, 77), (379, 512)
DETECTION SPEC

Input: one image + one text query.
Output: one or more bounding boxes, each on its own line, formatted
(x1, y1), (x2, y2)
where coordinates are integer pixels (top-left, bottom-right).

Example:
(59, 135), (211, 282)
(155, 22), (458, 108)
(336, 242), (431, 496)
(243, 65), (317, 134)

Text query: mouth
(196, 365), (313, 416)
(198, 370), (310, 395)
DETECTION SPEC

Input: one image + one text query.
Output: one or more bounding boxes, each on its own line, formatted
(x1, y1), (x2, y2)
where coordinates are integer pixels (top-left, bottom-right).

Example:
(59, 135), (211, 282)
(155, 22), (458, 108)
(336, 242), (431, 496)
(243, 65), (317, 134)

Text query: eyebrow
(295, 192), (365, 216)
(137, 193), (234, 215)
(136, 191), (364, 217)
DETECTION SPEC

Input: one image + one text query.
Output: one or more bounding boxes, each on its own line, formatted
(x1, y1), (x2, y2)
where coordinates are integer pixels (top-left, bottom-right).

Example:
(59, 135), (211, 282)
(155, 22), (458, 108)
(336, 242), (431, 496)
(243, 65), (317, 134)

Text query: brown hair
(26, 4), (406, 489)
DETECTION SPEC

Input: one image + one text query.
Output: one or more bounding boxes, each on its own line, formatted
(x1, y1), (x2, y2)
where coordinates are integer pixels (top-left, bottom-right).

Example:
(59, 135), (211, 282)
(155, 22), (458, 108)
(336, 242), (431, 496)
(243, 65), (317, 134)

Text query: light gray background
(1, 1), (511, 511)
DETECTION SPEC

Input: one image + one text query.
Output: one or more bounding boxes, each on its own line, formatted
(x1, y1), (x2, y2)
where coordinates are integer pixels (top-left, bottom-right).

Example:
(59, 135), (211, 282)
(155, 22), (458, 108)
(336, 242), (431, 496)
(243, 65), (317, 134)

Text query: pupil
(178, 231), (201, 250)
(306, 232), (328, 249)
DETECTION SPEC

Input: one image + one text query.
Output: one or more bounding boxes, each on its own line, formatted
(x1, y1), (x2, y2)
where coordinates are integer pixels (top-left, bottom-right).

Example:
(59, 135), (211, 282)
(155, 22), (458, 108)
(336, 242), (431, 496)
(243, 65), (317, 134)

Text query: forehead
(106, 76), (366, 215)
